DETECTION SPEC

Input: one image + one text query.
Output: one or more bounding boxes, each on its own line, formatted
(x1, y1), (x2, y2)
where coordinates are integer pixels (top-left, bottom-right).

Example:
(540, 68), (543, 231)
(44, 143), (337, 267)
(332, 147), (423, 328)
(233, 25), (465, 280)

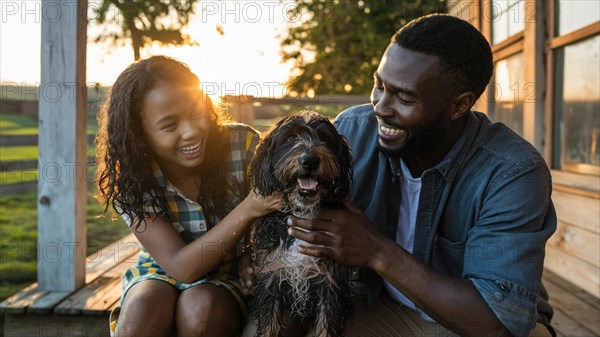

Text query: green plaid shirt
(122, 123), (260, 286)
(148, 123), (260, 239)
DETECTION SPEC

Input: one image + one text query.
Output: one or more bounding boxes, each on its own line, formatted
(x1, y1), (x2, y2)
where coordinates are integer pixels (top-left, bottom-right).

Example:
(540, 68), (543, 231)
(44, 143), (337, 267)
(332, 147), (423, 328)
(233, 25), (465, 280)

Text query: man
(288, 14), (556, 337)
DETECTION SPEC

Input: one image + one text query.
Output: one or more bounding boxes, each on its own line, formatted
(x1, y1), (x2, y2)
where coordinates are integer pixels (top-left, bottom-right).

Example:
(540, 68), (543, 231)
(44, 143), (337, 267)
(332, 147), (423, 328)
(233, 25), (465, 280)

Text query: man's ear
(450, 91), (476, 121)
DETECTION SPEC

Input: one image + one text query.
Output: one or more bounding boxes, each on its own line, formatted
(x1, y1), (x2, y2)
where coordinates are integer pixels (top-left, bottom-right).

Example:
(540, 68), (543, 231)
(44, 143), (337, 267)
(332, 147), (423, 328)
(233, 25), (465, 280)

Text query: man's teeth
(380, 125), (400, 136)
(181, 142), (201, 153)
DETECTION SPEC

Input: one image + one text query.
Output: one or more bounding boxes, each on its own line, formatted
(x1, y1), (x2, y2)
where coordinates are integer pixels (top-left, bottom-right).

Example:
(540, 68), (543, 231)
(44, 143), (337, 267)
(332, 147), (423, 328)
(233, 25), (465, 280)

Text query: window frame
(546, 1), (600, 177)
(490, 0), (527, 45)
(488, 47), (526, 135)
(484, 0), (530, 140)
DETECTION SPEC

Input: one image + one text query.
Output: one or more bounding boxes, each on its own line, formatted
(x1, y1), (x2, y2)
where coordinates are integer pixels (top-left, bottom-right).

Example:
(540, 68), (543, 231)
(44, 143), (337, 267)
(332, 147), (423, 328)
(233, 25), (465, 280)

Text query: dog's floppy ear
(249, 133), (278, 196)
(334, 134), (353, 199)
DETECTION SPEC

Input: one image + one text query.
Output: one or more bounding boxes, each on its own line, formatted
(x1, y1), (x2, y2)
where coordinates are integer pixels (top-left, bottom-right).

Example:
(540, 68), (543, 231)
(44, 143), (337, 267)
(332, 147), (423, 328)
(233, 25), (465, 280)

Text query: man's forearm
(370, 239), (512, 337)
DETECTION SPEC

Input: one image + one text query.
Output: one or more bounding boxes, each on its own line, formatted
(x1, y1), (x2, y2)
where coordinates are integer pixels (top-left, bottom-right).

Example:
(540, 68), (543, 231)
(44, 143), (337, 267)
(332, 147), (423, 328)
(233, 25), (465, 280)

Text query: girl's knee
(117, 301), (175, 337)
(176, 284), (241, 337)
(117, 281), (177, 337)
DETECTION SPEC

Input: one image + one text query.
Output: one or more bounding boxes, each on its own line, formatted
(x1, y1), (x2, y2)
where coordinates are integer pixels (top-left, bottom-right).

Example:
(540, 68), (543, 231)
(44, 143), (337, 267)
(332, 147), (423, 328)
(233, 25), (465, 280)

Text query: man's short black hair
(393, 14), (493, 100)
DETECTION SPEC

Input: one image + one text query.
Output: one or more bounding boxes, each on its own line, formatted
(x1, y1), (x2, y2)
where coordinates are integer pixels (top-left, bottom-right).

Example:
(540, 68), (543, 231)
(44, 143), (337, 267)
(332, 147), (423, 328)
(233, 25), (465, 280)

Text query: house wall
(447, 0), (600, 298)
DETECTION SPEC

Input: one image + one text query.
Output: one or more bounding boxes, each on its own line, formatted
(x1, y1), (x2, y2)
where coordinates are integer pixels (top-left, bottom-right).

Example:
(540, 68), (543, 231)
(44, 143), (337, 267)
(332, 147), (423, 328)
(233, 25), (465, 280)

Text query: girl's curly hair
(96, 56), (231, 230)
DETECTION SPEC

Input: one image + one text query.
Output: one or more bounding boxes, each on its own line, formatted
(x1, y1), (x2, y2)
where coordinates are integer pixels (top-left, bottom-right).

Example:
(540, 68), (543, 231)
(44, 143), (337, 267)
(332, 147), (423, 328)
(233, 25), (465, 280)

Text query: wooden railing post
(38, 0), (88, 292)
(523, 0), (547, 154)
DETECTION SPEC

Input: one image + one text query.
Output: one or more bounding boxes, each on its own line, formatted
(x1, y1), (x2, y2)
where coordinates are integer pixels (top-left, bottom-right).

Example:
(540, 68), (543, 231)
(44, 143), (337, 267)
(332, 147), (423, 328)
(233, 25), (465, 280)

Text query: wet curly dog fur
(248, 111), (354, 337)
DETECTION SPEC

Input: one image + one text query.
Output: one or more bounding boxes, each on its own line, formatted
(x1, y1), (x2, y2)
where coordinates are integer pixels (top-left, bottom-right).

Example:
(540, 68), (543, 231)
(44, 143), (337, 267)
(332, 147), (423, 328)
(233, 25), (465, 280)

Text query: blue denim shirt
(334, 104), (556, 337)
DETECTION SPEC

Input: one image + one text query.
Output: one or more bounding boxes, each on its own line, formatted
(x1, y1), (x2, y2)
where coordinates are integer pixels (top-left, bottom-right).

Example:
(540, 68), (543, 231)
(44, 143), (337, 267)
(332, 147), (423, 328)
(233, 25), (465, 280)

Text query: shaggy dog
(248, 111), (354, 337)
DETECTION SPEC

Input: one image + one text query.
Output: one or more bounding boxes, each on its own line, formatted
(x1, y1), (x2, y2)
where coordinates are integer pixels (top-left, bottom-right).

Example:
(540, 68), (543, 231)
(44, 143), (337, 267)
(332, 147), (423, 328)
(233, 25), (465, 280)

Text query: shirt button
(387, 224), (394, 232)
(494, 292), (504, 301)
(498, 283), (508, 291)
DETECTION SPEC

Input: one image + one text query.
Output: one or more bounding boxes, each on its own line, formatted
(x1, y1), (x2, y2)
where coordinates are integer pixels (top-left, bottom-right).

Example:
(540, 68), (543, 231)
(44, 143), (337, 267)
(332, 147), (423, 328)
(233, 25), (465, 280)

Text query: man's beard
(377, 116), (445, 159)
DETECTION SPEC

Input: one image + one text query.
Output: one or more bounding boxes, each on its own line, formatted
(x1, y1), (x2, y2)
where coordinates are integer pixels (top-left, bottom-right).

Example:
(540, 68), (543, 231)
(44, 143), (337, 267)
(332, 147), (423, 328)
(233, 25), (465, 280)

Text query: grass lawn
(0, 146), (39, 161)
(0, 112), (130, 302)
(0, 188), (130, 302)
(0, 113), (99, 136)
(0, 169), (38, 185)
(0, 114), (38, 135)
(0, 146), (96, 162)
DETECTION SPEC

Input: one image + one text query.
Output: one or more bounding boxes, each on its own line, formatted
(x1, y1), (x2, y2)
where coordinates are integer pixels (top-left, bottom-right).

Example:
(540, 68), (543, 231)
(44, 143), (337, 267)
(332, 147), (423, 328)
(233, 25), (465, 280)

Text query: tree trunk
(126, 17), (142, 60)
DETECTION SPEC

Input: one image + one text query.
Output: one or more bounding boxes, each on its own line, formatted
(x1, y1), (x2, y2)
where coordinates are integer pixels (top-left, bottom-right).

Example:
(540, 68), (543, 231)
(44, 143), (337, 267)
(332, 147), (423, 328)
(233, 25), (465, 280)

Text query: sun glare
(1, 1), (298, 101)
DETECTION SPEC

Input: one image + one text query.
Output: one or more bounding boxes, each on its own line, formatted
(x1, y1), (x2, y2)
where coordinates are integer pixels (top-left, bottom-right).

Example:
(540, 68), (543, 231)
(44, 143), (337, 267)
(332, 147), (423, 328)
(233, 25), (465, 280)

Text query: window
(552, 35), (600, 175)
(491, 0), (525, 45)
(555, 0), (600, 36)
(489, 52), (525, 136)
(550, 0), (600, 175)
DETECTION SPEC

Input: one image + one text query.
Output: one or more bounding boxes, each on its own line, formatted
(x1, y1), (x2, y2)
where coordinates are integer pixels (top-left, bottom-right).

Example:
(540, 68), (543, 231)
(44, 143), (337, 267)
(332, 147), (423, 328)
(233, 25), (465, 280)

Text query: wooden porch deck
(0, 234), (140, 337)
(1, 235), (598, 337)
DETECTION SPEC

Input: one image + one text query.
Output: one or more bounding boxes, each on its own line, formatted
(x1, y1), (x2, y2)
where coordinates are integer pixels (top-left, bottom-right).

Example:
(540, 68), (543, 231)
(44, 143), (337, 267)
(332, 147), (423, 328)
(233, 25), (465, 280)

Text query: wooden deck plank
(544, 270), (600, 310)
(27, 291), (72, 314)
(108, 300), (120, 312)
(81, 278), (123, 316)
(3, 232), (599, 337)
(54, 277), (120, 316)
(0, 284), (70, 315)
(0, 234), (139, 315)
(54, 258), (135, 315)
(85, 233), (140, 283)
(0, 284), (46, 314)
(544, 272), (600, 335)
(4, 313), (110, 337)
(550, 307), (597, 337)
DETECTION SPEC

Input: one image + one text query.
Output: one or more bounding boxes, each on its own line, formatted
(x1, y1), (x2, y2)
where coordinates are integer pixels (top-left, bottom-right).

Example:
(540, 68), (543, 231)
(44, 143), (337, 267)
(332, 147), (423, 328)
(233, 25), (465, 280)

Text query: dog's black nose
(299, 152), (319, 171)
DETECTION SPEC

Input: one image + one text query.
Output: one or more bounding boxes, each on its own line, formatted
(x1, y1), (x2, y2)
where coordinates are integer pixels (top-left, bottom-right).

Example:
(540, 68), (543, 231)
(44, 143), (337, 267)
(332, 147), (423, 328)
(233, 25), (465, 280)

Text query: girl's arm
(131, 190), (281, 283)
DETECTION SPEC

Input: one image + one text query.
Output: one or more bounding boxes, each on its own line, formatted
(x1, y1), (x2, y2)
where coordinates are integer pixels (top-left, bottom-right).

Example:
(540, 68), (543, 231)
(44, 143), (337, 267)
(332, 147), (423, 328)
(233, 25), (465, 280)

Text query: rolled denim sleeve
(463, 161), (556, 337)
(470, 278), (537, 337)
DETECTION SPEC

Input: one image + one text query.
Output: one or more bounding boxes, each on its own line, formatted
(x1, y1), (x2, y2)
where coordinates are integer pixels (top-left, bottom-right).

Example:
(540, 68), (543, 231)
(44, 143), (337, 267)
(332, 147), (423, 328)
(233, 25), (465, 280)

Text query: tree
(281, 0), (446, 95)
(94, 0), (200, 60)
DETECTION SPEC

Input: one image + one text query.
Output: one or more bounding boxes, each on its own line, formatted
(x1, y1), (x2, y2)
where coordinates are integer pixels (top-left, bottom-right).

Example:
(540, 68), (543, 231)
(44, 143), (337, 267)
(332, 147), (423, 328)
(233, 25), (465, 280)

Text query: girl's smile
(179, 140), (203, 158)
(141, 82), (212, 178)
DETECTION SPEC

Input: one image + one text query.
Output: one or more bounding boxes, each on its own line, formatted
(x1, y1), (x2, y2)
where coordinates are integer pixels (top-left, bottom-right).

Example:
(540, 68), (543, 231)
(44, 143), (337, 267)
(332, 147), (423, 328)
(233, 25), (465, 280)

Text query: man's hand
(286, 201), (388, 270)
(239, 253), (255, 296)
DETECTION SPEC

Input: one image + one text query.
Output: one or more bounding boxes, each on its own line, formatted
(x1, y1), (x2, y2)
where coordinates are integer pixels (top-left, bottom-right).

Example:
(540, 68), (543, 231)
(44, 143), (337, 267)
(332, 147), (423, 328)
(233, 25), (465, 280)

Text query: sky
(0, 0), (301, 99)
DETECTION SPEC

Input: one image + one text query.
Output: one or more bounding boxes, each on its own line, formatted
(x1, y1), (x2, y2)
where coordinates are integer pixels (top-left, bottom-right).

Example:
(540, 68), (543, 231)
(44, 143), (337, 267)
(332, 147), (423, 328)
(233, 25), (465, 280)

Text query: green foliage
(93, 0), (200, 60)
(281, 0), (446, 95)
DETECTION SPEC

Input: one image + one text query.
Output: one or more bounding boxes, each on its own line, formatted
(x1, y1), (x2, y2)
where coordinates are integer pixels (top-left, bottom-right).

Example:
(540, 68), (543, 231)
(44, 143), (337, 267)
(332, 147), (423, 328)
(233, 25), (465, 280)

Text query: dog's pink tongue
(298, 177), (318, 190)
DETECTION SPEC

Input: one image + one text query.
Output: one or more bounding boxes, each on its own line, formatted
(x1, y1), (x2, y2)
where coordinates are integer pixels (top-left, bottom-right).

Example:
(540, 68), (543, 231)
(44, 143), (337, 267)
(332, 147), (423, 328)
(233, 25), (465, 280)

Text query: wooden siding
(546, 186), (600, 299)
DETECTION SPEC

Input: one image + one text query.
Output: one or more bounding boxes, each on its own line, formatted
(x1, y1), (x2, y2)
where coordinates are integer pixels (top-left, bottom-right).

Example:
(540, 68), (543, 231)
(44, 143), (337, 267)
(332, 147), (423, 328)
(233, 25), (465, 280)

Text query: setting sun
(1, 1), (298, 100)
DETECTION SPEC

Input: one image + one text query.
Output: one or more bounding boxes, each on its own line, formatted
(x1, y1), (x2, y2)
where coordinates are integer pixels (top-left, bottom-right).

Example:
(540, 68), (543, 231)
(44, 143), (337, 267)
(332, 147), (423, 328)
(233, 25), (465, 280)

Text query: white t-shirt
(383, 159), (434, 322)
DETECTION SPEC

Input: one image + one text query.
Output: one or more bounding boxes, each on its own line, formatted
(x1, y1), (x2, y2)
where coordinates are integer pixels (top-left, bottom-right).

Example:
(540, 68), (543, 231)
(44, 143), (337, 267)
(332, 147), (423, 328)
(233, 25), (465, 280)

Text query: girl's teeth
(181, 142), (201, 152)
(380, 125), (400, 135)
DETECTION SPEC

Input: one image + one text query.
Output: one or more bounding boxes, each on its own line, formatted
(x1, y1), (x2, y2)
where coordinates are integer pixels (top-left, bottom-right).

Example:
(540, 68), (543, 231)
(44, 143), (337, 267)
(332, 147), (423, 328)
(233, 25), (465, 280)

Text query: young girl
(96, 56), (279, 337)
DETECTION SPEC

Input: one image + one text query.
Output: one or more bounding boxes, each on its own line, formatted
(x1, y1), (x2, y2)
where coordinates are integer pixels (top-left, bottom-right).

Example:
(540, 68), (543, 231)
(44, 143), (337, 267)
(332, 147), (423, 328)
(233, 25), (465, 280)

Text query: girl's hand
(243, 190), (283, 218)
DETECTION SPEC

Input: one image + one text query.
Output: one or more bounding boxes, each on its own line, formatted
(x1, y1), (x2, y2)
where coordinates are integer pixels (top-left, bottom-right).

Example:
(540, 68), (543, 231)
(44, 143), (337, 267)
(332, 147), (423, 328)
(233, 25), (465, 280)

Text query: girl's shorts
(109, 262), (247, 336)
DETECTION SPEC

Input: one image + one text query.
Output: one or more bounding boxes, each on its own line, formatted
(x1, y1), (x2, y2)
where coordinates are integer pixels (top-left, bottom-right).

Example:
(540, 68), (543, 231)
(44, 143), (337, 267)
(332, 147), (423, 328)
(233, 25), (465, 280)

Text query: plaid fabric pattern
(148, 122), (260, 237)
(119, 123), (260, 310)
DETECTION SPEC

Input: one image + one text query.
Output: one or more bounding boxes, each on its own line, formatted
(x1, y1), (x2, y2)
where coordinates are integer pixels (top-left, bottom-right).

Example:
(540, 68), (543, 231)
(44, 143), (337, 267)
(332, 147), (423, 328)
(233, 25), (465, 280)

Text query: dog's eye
(284, 135), (298, 143)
